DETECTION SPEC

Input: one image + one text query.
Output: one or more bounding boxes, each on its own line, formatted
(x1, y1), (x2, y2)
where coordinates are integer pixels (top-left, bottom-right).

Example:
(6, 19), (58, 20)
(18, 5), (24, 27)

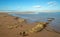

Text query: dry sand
(0, 13), (60, 37)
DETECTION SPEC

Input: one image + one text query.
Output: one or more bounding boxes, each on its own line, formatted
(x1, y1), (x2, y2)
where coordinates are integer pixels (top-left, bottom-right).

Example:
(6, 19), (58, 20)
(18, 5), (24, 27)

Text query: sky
(0, 0), (60, 12)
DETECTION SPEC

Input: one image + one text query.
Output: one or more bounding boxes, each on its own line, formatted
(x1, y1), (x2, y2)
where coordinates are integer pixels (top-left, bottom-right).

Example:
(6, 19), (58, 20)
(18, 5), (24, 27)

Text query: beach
(0, 13), (60, 37)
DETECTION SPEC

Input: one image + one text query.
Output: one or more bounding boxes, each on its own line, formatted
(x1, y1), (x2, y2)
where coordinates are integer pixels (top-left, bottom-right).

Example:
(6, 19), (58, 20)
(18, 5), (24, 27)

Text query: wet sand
(0, 13), (60, 37)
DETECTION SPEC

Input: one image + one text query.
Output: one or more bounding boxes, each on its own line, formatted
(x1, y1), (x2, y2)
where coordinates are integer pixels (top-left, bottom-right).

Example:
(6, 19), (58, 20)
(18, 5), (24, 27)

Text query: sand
(0, 13), (60, 37)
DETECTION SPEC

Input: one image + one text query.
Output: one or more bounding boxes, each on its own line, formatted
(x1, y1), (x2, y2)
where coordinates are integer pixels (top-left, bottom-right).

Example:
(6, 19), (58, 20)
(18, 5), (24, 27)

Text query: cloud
(48, 1), (57, 5)
(48, 1), (57, 7)
(32, 5), (41, 8)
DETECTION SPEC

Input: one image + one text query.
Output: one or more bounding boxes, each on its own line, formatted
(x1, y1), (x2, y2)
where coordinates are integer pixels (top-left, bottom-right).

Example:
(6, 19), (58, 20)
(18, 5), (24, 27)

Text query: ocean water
(10, 12), (60, 33)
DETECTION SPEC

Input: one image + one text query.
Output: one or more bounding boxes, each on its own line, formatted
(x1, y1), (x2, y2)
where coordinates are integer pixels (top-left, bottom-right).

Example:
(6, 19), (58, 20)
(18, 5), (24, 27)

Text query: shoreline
(0, 13), (60, 37)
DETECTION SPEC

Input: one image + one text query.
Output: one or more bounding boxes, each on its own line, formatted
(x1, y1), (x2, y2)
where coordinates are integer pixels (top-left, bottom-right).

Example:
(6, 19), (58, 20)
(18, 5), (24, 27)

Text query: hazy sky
(0, 0), (60, 12)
